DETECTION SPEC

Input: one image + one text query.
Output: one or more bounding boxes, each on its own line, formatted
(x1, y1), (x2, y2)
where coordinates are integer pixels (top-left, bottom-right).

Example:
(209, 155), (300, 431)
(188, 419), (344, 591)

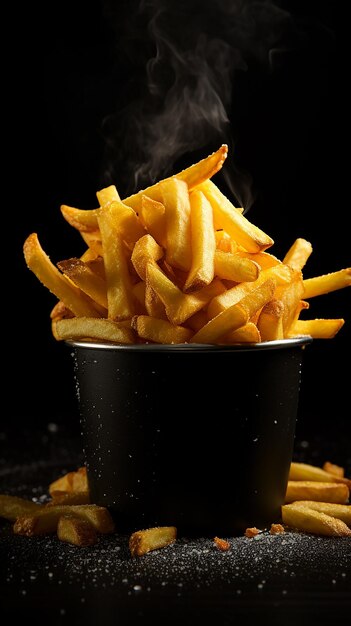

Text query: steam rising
(102, 0), (291, 209)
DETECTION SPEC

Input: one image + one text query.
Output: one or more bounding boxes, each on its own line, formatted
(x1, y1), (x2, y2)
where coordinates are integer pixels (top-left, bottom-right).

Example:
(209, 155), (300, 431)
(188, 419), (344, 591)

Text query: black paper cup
(68, 337), (312, 536)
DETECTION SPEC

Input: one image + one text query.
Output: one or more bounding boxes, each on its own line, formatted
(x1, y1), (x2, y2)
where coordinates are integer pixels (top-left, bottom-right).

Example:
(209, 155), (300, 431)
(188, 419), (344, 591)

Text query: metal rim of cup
(66, 335), (313, 353)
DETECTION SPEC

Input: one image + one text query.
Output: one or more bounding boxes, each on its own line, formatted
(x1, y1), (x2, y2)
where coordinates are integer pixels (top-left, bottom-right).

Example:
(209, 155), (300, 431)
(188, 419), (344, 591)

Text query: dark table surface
(1, 424), (350, 626)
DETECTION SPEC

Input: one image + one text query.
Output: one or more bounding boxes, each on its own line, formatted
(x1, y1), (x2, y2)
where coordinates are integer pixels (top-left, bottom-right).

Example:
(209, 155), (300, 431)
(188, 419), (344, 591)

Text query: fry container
(68, 337), (312, 536)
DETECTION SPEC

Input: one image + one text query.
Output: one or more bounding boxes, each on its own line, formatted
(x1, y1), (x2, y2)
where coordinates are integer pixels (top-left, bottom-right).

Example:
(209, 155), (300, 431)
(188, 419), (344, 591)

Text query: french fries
(285, 481), (349, 504)
(282, 460), (351, 537)
(0, 466), (114, 548)
(23, 145), (349, 345)
(13, 504), (115, 536)
(49, 466), (88, 495)
(288, 461), (351, 488)
(129, 526), (177, 556)
(282, 502), (351, 537)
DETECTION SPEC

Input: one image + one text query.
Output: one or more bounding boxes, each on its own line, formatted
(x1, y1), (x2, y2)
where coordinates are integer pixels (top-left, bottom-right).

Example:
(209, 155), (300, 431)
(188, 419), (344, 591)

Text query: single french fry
(0, 495), (41, 521)
(57, 514), (98, 547)
(97, 205), (135, 320)
(131, 234), (164, 281)
(49, 467), (88, 495)
(283, 238), (313, 270)
(281, 503), (351, 537)
(61, 205), (100, 233)
(129, 526), (177, 556)
(122, 145), (228, 212)
(53, 317), (135, 344)
(162, 177), (192, 271)
(57, 258), (108, 309)
(139, 195), (167, 247)
(289, 318), (345, 339)
(288, 462), (351, 488)
(190, 279), (275, 344)
(257, 299), (284, 341)
(303, 268), (351, 298)
(96, 184), (120, 206)
(198, 180), (274, 253)
(287, 501), (351, 526)
(285, 481), (349, 504)
(13, 504), (115, 536)
(23, 234), (101, 318)
(221, 322), (261, 344)
(184, 190), (216, 292)
(323, 462), (345, 478)
(132, 315), (193, 344)
(214, 249), (260, 283)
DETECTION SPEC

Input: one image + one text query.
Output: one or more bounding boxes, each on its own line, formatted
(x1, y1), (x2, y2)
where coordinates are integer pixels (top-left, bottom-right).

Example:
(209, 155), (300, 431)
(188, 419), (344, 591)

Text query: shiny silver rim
(66, 336), (313, 352)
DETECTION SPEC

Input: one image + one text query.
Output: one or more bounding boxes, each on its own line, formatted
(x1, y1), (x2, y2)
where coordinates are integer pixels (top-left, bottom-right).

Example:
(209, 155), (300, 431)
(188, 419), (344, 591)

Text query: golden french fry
(288, 461), (351, 488)
(129, 526), (177, 557)
(185, 310), (209, 332)
(190, 278), (275, 344)
(257, 299), (284, 341)
(283, 238), (313, 270)
(139, 195), (167, 247)
(287, 501), (351, 525)
(162, 177), (192, 271)
(13, 504), (115, 536)
(303, 268), (351, 298)
(323, 461), (345, 478)
(61, 205), (100, 233)
(49, 467), (88, 495)
(97, 205), (135, 320)
(122, 145), (228, 212)
(131, 234), (164, 281)
(132, 315), (193, 344)
(214, 250), (260, 283)
(289, 318), (345, 339)
(96, 184), (120, 206)
(57, 258), (108, 309)
(57, 514), (98, 547)
(184, 190), (216, 292)
(285, 481), (349, 504)
(281, 503), (351, 537)
(23, 233), (101, 318)
(221, 322), (261, 344)
(0, 495), (41, 521)
(53, 317), (135, 344)
(198, 179), (273, 252)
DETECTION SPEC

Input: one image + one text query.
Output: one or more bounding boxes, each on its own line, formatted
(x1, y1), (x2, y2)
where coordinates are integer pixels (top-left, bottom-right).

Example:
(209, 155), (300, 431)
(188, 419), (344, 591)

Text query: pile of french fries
(0, 467), (115, 547)
(23, 145), (350, 345)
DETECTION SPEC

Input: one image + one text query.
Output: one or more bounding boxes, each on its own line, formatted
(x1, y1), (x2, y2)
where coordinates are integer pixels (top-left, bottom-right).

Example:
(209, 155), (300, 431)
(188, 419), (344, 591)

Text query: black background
(6, 1), (350, 463)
